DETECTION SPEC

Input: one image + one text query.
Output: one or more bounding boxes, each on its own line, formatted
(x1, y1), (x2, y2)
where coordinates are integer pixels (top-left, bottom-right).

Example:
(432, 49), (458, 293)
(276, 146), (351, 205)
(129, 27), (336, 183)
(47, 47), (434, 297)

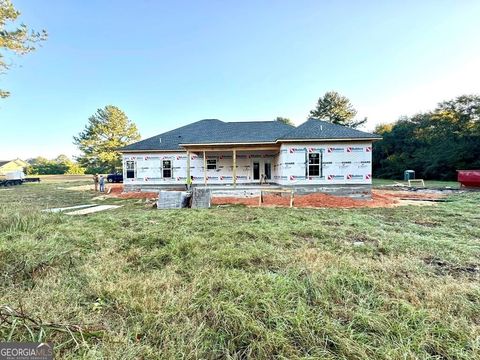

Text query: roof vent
(159, 137), (162, 143)
(320, 125), (323, 131)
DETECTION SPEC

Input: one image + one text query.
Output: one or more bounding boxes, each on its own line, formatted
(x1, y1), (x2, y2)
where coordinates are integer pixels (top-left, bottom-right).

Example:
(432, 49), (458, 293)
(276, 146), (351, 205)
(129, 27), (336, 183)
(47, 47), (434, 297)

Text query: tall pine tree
(74, 106), (140, 173)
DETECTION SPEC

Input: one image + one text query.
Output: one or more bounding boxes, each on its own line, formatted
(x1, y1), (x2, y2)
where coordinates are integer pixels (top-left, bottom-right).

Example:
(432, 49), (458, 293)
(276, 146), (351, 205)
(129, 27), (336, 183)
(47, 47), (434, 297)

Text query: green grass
(1, 181), (479, 359)
(372, 178), (460, 188)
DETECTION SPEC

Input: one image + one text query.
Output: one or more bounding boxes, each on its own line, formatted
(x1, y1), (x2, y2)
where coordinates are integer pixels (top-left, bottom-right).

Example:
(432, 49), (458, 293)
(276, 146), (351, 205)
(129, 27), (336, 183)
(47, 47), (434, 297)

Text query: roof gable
(279, 119), (382, 141)
(0, 159), (28, 168)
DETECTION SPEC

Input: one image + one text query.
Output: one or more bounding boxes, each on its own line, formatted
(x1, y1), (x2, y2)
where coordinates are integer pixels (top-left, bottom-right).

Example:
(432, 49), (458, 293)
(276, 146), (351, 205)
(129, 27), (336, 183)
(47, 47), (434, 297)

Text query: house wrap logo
(366, 146), (372, 152)
(143, 156), (160, 160)
(365, 174), (371, 180)
(289, 148), (306, 153)
(354, 161), (371, 168)
(347, 174), (364, 180)
(176, 155), (187, 160)
(327, 147), (344, 153)
(289, 175), (306, 180)
(346, 147), (364, 153)
(308, 147), (323, 153)
(337, 161), (351, 168)
(327, 175), (344, 180)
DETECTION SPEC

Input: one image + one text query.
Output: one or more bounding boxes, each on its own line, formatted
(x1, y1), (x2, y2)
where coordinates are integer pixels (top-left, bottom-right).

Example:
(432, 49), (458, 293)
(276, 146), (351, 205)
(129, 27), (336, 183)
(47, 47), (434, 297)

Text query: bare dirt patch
(424, 257), (479, 277)
(212, 190), (447, 209)
(62, 184), (447, 208)
(106, 184), (157, 199)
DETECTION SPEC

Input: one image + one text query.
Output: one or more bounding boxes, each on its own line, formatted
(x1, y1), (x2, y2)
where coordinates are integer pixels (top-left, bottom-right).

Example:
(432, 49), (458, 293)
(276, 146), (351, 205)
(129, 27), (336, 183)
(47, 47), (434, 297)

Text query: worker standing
(93, 174), (99, 192)
(99, 175), (105, 192)
(185, 175), (193, 190)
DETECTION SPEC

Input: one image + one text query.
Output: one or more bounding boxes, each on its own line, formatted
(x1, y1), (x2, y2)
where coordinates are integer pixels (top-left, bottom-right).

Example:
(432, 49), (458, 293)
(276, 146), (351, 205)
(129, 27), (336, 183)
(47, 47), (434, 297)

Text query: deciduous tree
(309, 91), (367, 128)
(26, 155), (85, 175)
(0, 0), (47, 98)
(373, 95), (480, 180)
(274, 117), (294, 126)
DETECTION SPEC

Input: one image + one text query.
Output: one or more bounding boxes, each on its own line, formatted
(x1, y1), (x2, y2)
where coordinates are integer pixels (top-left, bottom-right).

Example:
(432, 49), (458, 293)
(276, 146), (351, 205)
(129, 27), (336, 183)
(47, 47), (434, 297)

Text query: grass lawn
(372, 178), (460, 189)
(1, 181), (479, 359)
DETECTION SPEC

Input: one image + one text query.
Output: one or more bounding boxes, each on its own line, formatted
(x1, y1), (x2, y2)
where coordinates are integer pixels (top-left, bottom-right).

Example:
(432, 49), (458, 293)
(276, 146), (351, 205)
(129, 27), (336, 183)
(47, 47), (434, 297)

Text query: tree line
(2, 2), (479, 180)
(26, 155), (85, 175)
(373, 95), (480, 180)
(78, 92), (480, 181)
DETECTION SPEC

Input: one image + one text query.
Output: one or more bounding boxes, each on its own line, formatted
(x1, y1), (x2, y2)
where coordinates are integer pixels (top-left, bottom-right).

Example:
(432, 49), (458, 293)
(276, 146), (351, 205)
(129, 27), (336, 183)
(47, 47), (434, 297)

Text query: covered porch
(183, 144), (281, 187)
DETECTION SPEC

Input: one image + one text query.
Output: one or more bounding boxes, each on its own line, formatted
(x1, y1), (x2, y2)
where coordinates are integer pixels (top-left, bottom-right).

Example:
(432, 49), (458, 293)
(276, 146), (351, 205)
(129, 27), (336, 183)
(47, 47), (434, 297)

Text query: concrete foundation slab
(125, 183), (372, 199)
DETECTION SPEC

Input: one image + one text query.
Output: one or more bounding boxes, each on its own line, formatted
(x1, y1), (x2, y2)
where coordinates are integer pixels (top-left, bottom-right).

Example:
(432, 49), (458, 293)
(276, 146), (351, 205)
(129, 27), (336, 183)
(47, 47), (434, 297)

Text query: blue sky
(1, 0), (480, 159)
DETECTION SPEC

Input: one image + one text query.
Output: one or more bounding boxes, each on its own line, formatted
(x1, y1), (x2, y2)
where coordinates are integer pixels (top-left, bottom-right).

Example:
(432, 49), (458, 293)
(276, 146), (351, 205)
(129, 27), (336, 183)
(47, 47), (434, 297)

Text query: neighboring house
(118, 119), (382, 195)
(0, 159), (28, 175)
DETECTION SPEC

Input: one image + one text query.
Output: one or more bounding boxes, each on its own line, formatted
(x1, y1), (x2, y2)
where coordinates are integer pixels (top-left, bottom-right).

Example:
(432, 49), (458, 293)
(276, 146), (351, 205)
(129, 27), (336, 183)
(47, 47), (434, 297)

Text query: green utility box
(404, 170), (415, 181)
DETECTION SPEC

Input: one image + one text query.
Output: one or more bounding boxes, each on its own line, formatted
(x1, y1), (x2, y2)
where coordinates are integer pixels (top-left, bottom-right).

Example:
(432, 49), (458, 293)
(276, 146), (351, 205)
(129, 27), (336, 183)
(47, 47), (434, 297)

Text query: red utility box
(457, 170), (480, 187)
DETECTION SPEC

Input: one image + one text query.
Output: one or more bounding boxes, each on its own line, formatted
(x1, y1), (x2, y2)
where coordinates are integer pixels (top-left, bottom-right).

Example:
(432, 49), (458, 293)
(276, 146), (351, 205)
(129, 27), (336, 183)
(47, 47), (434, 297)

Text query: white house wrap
(119, 119), (381, 195)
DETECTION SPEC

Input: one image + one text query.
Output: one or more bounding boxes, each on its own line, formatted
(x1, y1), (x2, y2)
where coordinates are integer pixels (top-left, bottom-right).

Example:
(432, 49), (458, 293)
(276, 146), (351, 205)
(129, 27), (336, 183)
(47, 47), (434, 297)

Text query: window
(126, 160), (136, 179)
(207, 159), (217, 170)
(162, 160), (172, 178)
(308, 153), (321, 177)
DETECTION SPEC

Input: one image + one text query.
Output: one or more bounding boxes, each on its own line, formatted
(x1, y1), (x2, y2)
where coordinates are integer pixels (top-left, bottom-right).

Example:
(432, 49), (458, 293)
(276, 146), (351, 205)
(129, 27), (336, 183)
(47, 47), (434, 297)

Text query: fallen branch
(0, 305), (105, 338)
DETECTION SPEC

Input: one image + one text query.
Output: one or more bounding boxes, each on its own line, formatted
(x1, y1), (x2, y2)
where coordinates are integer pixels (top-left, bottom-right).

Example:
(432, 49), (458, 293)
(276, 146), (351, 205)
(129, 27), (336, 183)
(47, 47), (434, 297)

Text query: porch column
(186, 150), (190, 182)
(203, 150), (207, 185)
(232, 149), (237, 188)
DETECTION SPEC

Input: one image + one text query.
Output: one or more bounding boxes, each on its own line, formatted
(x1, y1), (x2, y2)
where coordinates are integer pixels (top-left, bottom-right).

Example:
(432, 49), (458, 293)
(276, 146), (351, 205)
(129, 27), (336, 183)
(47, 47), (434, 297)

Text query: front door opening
(264, 162), (271, 180)
(253, 162), (260, 180)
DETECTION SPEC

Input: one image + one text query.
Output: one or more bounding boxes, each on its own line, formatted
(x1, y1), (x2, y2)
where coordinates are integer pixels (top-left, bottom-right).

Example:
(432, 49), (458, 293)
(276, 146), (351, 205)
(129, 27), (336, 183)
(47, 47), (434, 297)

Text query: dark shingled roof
(279, 119), (382, 140)
(119, 118), (380, 151)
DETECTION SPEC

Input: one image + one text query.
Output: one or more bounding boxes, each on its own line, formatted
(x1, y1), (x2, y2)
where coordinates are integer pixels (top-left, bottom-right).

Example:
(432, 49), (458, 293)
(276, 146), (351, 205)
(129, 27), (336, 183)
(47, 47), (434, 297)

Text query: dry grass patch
(1, 182), (479, 359)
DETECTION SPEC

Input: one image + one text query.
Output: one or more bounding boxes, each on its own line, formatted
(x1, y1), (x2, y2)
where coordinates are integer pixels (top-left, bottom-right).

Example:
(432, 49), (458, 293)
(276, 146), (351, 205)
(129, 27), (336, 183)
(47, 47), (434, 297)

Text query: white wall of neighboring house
(121, 141), (372, 187)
